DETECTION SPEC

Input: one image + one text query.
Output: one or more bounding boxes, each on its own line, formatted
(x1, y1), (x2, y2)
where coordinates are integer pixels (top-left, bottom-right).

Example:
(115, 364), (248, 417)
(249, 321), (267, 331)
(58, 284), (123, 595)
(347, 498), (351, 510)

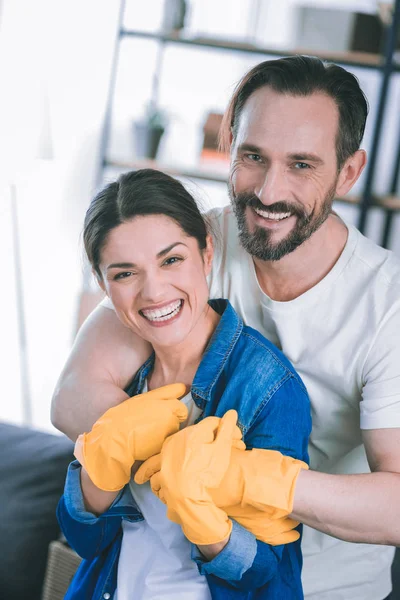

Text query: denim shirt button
(103, 594), (111, 599)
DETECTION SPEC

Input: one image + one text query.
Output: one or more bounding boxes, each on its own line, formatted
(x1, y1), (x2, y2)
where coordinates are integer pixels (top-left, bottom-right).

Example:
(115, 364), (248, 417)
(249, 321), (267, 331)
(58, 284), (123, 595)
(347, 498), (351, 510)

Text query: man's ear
(335, 149), (367, 197)
(203, 234), (214, 277)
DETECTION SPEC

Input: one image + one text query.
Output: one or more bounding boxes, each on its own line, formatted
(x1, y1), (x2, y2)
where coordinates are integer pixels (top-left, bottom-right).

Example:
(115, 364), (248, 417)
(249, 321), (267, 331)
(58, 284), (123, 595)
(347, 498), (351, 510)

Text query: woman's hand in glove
(74, 383), (188, 492)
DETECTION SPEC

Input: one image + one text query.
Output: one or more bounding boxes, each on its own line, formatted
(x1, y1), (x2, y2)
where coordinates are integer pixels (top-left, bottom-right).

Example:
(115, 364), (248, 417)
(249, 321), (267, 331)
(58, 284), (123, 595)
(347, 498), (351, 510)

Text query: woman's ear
(94, 269), (106, 294)
(203, 234), (214, 276)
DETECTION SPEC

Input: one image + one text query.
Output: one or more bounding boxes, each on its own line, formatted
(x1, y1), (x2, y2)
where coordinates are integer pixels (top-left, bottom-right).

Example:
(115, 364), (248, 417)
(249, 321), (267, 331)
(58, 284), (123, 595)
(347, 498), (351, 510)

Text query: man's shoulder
(350, 225), (400, 289)
(206, 205), (247, 299)
(206, 205), (245, 265)
(206, 205), (238, 242)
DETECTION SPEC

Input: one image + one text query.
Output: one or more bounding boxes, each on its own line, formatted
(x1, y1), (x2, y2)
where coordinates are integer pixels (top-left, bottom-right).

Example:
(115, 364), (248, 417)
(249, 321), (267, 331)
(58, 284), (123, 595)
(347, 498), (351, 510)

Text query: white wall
(0, 0), (120, 431)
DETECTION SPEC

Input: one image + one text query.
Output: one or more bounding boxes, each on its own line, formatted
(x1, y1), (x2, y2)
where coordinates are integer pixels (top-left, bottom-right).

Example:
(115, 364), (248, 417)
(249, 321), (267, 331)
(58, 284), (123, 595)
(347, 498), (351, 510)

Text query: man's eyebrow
(288, 153), (324, 165)
(106, 242), (187, 270)
(236, 143), (263, 154)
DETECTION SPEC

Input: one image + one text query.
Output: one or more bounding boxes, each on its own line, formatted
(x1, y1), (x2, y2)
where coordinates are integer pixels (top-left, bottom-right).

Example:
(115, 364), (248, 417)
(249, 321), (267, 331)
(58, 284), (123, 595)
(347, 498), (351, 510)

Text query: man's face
(229, 87), (341, 261)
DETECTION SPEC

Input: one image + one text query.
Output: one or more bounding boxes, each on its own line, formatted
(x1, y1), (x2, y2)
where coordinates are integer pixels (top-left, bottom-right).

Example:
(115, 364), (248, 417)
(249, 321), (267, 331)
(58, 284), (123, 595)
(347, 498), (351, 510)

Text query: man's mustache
(234, 192), (308, 221)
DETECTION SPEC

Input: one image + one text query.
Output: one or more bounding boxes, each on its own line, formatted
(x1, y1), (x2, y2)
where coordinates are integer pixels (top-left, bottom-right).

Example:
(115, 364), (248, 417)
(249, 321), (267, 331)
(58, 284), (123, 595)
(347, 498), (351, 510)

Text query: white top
(103, 205), (400, 599)
(114, 385), (210, 600)
(207, 206), (400, 600)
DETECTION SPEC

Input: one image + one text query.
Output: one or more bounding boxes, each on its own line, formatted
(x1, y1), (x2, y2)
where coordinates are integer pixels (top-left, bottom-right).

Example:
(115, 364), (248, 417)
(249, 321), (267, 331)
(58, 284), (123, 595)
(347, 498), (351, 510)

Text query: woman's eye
(114, 271), (133, 281)
(163, 256), (182, 266)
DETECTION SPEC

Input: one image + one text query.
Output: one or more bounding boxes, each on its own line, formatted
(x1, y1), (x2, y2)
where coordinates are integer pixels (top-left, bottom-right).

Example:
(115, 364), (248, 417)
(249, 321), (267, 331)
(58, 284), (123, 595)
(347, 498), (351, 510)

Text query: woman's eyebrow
(156, 242), (188, 258)
(106, 242), (188, 270)
(106, 262), (135, 271)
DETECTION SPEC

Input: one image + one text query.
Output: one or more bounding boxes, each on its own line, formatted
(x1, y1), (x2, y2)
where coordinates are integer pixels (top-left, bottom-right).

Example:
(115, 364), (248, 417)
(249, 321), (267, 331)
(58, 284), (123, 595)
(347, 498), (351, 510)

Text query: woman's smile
(140, 299), (184, 327)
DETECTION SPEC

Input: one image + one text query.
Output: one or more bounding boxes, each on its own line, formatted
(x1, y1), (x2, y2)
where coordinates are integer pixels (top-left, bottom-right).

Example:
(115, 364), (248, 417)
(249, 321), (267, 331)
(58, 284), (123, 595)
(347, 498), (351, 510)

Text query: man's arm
(51, 305), (151, 441)
(292, 298), (400, 546)
(291, 427), (400, 546)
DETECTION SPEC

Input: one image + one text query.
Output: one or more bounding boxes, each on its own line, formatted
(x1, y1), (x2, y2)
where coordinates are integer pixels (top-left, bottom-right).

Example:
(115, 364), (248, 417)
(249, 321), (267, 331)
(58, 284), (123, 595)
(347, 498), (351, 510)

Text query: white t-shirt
(207, 206), (400, 600)
(114, 385), (210, 600)
(103, 205), (400, 599)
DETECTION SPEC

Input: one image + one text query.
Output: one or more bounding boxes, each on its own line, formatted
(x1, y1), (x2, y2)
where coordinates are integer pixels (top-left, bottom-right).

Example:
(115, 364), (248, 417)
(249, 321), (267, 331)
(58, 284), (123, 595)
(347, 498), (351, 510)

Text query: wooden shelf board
(105, 158), (229, 183)
(120, 29), (399, 71)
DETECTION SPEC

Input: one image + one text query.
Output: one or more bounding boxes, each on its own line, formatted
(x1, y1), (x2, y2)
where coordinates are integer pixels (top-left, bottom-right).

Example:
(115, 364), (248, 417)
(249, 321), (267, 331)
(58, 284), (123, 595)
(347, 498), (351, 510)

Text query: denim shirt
(57, 299), (311, 600)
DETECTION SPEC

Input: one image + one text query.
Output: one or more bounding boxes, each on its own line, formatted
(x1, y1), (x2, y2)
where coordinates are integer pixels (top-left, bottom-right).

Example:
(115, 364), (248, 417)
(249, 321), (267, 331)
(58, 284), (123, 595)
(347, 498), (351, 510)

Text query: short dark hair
(220, 55), (369, 169)
(84, 169), (208, 278)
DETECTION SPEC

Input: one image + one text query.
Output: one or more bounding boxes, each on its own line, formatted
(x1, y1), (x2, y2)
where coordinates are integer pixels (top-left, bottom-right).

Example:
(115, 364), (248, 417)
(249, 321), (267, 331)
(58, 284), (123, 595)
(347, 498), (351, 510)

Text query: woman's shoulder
(236, 323), (307, 392)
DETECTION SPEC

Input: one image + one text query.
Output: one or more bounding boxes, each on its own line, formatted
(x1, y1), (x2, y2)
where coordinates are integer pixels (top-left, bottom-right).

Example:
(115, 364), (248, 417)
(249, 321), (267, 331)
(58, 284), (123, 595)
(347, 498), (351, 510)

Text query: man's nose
(255, 165), (289, 206)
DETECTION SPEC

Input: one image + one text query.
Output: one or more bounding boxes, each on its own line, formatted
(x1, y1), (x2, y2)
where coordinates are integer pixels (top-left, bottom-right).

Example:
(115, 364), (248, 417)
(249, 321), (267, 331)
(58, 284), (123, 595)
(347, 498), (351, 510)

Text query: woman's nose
(140, 271), (167, 303)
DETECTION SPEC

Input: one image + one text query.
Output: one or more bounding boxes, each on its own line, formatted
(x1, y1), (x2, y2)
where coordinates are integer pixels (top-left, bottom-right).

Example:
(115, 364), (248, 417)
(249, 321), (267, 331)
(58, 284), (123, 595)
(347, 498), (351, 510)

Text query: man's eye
(163, 256), (182, 266)
(245, 153), (262, 162)
(114, 271), (133, 280)
(294, 162), (310, 169)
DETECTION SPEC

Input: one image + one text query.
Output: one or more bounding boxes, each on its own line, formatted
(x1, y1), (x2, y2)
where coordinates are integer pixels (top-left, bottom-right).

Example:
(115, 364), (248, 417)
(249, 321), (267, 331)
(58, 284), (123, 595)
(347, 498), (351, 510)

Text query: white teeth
(142, 300), (182, 322)
(254, 208), (292, 221)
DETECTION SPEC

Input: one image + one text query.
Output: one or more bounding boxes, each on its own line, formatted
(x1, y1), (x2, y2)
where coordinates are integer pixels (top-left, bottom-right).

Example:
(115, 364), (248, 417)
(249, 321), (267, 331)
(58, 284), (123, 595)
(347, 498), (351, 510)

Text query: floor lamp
(10, 182), (32, 425)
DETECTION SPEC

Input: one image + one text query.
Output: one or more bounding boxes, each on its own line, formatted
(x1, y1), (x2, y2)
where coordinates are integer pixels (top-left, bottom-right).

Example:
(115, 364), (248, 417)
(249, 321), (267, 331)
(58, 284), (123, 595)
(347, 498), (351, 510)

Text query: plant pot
(162, 0), (187, 32)
(133, 121), (165, 160)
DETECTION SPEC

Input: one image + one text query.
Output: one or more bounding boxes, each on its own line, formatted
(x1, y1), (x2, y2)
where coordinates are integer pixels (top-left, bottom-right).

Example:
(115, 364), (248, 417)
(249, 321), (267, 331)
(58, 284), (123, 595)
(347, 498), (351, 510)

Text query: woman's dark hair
(220, 55), (369, 169)
(84, 169), (208, 278)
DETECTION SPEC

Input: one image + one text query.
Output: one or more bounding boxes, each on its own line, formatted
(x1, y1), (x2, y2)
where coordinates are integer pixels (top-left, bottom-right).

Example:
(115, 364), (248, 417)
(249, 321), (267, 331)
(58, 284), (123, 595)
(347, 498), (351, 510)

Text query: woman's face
(98, 214), (214, 350)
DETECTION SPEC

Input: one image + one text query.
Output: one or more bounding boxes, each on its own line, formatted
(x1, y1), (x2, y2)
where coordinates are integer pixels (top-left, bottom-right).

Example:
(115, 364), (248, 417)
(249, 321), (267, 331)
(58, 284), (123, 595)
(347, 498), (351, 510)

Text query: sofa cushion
(0, 422), (74, 600)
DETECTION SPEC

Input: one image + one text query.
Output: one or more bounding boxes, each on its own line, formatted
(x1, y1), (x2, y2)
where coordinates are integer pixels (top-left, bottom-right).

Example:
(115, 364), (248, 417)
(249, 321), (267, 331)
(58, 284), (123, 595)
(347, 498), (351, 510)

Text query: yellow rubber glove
(74, 383), (188, 492)
(136, 445), (307, 545)
(224, 505), (301, 545)
(211, 447), (309, 517)
(135, 410), (244, 545)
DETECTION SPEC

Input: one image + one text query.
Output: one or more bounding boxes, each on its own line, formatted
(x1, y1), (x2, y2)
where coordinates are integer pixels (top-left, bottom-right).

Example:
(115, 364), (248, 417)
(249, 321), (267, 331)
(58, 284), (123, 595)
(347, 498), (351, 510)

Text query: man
(52, 56), (400, 599)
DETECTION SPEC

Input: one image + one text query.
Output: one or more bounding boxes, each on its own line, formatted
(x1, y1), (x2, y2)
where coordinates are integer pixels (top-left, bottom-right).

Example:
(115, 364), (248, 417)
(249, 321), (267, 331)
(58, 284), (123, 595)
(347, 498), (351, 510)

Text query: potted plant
(133, 101), (168, 161)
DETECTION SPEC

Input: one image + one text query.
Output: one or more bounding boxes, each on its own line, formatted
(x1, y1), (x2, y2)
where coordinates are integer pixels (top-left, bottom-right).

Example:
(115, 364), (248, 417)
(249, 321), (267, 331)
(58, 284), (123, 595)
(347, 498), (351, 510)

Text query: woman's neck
(148, 304), (220, 391)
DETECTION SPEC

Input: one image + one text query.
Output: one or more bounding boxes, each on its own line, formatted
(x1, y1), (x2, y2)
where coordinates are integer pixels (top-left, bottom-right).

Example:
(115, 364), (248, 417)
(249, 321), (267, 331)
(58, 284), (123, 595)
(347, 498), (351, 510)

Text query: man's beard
(229, 181), (337, 262)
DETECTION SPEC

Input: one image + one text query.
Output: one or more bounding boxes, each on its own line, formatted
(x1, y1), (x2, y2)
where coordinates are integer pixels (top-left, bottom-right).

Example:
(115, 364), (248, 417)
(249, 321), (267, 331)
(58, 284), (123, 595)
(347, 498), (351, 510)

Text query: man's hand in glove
(74, 383), (188, 492)
(135, 410), (244, 546)
(136, 440), (308, 545)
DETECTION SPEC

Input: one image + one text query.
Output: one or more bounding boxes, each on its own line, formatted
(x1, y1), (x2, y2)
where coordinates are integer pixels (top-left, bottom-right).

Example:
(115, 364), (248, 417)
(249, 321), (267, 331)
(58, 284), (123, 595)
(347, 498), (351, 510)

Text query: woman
(57, 169), (311, 599)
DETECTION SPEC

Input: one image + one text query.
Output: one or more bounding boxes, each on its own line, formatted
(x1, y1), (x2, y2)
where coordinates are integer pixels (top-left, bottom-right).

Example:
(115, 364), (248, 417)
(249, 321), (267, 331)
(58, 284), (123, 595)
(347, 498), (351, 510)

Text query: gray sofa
(0, 422), (74, 600)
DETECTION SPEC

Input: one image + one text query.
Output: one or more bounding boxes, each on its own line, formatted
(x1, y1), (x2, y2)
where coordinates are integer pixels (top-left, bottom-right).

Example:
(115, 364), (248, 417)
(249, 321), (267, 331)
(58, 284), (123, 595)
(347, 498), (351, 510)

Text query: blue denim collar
(191, 299), (242, 403)
(130, 299), (243, 406)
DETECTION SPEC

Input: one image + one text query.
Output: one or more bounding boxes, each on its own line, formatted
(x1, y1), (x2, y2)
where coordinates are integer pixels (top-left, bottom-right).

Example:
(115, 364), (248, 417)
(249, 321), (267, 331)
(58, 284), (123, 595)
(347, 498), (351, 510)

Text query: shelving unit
(99, 0), (400, 248)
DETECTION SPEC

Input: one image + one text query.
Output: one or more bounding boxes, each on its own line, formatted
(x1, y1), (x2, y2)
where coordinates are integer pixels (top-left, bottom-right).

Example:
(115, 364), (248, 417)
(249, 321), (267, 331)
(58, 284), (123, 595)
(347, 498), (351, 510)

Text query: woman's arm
(80, 467), (120, 515)
(51, 305), (152, 440)
(57, 461), (124, 560)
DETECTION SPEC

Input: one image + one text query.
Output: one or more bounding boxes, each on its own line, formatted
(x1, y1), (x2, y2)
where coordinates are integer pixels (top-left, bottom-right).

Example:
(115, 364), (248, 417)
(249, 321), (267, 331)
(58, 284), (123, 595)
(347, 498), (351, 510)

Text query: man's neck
(253, 214), (349, 302)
